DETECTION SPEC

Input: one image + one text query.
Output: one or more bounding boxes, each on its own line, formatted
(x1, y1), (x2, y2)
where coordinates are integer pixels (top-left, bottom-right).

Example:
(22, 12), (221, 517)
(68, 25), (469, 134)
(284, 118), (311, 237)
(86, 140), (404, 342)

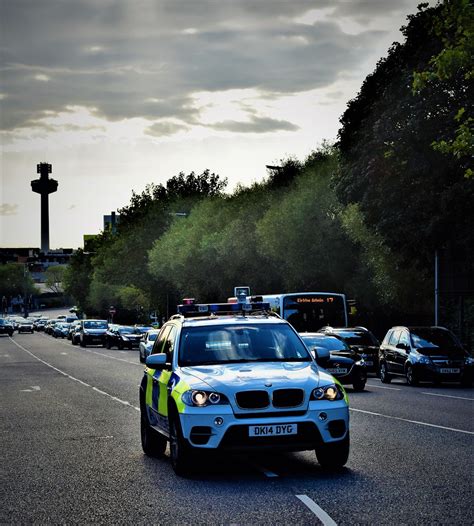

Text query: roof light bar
(177, 302), (270, 317)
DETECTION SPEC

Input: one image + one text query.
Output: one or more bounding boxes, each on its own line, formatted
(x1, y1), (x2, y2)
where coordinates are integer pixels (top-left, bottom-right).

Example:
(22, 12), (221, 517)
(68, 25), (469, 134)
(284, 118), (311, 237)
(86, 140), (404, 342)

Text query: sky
(1, 0), (428, 250)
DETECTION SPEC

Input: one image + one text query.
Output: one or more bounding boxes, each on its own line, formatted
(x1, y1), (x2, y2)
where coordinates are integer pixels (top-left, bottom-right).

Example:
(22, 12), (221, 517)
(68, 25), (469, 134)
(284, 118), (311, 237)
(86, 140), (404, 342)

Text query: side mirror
(311, 347), (330, 365)
(396, 343), (409, 352)
(145, 354), (168, 369)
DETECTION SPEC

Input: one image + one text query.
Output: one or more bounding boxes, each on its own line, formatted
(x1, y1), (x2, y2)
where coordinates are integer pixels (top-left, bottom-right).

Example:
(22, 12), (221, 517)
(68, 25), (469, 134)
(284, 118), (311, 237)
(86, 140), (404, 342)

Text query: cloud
(145, 121), (190, 137)
(0, 0), (418, 132)
(209, 115), (299, 133)
(0, 204), (19, 216)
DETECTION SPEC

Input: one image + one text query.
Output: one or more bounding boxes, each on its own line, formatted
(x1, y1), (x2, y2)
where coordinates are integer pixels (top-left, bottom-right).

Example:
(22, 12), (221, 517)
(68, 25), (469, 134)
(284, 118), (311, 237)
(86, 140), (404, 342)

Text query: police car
(139, 300), (350, 475)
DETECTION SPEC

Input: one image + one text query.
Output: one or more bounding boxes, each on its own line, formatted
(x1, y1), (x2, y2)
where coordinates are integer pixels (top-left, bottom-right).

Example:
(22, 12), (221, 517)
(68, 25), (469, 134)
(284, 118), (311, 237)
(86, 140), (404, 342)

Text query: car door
(385, 329), (401, 373)
(393, 329), (410, 374)
(157, 326), (178, 419)
(145, 325), (172, 416)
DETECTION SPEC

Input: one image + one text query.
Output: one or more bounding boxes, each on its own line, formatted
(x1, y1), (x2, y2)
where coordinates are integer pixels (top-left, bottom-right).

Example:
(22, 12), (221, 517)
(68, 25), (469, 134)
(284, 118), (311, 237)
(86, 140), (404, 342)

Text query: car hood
(181, 361), (325, 392)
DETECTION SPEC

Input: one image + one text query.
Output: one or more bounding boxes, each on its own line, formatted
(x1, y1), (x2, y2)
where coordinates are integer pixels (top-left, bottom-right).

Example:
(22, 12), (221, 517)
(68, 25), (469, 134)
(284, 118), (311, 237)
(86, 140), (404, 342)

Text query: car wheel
(118, 343), (123, 350)
(406, 364), (419, 386)
(139, 352), (145, 364)
(106, 340), (111, 349)
(352, 372), (366, 392)
(169, 413), (193, 476)
(379, 362), (392, 384)
(80, 339), (86, 348)
(72, 338), (78, 345)
(315, 432), (350, 469)
(140, 406), (167, 458)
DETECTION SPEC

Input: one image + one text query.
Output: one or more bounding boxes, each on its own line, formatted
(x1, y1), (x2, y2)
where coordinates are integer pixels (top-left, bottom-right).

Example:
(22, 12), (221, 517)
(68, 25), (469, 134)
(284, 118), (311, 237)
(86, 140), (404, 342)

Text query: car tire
(352, 372), (366, 392)
(118, 343), (123, 350)
(72, 338), (78, 345)
(80, 339), (86, 348)
(106, 340), (111, 349)
(139, 352), (145, 364)
(169, 413), (193, 476)
(379, 362), (392, 384)
(140, 407), (167, 458)
(406, 364), (419, 386)
(315, 432), (350, 469)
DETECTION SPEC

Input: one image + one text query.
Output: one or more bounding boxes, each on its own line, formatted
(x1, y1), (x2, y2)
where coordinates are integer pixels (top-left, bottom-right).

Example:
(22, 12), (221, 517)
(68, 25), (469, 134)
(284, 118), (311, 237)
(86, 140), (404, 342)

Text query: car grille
(272, 389), (304, 408)
(235, 391), (269, 409)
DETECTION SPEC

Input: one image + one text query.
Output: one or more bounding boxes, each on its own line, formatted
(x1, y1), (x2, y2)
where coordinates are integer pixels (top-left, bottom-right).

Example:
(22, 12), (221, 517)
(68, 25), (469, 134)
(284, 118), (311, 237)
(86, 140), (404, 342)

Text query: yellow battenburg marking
(145, 368), (156, 407)
(171, 379), (191, 413)
(334, 377), (349, 405)
(158, 370), (172, 416)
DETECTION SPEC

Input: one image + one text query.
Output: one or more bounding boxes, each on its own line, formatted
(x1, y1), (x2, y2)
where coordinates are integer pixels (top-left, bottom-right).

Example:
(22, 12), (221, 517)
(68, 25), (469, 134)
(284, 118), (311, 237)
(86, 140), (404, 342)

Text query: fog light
(214, 417), (224, 426)
(318, 412), (328, 421)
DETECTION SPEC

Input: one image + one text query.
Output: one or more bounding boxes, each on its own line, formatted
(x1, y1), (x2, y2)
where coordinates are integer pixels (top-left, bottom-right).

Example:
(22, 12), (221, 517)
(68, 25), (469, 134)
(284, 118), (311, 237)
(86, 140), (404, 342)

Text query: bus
(260, 292), (348, 332)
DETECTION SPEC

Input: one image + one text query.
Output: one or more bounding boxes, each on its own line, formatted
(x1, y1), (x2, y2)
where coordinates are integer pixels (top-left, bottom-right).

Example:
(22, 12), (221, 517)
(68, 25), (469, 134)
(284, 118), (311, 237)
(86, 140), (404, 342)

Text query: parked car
(52, 322), (71, 338)
(67, 320), (81, 340)
(379, 326), (473, 386)
(18, 319), (34, 333)
(76, 320), (108, 347)
(317, 326), (380, 374)
(106, 325), (143, 349)
(45, 319), (62, 335)
(33, 317), (49, 331)
(300, 333), (367, 391)
(0, 318), (14, 337)
(139, 329), (160, 363)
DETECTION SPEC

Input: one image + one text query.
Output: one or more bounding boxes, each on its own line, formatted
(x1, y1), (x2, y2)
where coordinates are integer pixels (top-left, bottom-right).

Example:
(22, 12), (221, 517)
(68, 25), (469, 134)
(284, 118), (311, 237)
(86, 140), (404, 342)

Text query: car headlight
(182, 390), (229, 407)
(121, 336), (129, 341)
(83, 330), (89, 335)
(311, 384), (344, 401)
(417, 355), (431, 364)
(355, 359), (365, 366)
(465, 356), (474, 365)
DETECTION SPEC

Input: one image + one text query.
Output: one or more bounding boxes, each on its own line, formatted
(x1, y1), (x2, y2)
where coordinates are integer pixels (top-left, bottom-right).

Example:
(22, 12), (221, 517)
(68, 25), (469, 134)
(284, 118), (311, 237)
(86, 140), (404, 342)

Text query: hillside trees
(334, 2), (474, 319)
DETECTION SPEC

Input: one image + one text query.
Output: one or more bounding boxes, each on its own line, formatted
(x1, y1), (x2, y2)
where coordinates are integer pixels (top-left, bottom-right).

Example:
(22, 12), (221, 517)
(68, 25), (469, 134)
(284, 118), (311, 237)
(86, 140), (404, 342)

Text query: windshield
(119, 327), (138, 334)
(283, 295), (346, 332)
(179, 323), (311, 366)
(334, 331), (379, 346)
(84, 320), (108, 329)
(301, 335), (349, 352)
(410, 328), (461, 350)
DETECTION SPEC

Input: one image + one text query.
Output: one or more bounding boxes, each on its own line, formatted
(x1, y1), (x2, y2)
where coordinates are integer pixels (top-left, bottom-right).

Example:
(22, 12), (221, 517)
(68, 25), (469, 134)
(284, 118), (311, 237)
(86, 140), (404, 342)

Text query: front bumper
(83, 334), (106, 345)
(412, 362), (471, 382)
(177, 401), (349, 451)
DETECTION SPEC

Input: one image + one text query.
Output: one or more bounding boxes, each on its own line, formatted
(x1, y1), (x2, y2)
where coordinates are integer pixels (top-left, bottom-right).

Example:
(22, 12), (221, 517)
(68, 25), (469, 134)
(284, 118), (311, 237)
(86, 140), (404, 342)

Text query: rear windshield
(301, 335), (349, 351)
(179, 323), (311, 366)
(84, 321), (108, 329)
(334, 331), (378, 346)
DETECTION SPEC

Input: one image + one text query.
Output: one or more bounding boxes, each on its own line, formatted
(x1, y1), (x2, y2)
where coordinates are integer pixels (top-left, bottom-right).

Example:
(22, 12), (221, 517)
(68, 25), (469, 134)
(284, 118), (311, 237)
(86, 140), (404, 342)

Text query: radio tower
(31, 162), (58, 253)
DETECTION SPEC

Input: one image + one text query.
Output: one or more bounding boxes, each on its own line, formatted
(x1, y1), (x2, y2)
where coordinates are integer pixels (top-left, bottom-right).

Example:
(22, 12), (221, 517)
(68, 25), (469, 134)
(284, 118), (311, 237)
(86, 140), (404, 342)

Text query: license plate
(440, 368), (460, 374)
(249, 424), (297, 437)
(327, 368), (348, 374)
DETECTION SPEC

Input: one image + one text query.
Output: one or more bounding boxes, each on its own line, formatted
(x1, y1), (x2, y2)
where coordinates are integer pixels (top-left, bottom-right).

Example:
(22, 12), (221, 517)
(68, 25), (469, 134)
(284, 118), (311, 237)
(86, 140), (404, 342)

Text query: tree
(0, 263), (37, 299)
(45, 265), (66, 294)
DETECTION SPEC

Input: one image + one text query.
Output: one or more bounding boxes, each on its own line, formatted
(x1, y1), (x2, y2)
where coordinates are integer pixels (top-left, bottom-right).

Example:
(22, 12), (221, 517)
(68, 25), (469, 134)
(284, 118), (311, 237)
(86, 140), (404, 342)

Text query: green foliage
(45, 265), (66, 294)
(62, 248), (95, 312)
(412, 0), (474, 175)
(0, 263), (37, 298)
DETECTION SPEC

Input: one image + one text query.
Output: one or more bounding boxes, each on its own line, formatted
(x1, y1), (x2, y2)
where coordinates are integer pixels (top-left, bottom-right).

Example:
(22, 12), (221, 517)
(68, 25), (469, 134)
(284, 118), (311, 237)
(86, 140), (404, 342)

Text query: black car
(76, 319), (108, 347)
(106, 326), (143, 349)
(379, 326), (473, 386)
(317, 326), (380, 374)
(300, 333), (367, 391)
(0, 318), (14, 337)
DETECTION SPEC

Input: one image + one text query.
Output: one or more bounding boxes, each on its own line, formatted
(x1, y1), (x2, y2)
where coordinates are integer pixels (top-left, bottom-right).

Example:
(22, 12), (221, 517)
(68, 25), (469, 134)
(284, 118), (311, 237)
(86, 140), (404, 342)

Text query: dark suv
(317, 326), (380, 374)
(379, 326), (473, 386)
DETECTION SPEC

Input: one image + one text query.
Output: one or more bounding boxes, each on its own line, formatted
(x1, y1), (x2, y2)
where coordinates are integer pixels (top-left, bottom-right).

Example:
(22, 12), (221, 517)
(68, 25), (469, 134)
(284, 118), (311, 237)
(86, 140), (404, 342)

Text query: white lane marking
(60, 352), (68, 355)
(296, 495), (337, 526)
(39, 333), (141, 367)
(422, 392), (474, 401)
(350, 408), (474, 435)
(20, 385), (41, 392)
(366, 383), (401, 391)
(9, 338), (140, 412)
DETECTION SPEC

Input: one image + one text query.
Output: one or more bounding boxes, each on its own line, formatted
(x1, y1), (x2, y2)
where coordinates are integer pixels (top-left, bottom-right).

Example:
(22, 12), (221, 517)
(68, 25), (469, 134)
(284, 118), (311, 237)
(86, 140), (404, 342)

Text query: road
(1, 331), (473, 525)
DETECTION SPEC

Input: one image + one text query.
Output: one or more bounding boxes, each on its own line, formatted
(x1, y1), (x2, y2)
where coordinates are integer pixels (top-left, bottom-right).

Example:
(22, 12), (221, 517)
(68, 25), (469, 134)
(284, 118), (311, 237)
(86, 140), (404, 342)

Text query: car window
(162, 326), (177, 364)
(147, 332), (158, 342)
(398, 331), (410, 347)
(301, 335), (349, 351)
(151, 326), (172, 355)
(388, 330), (401, 345)
(179, 323), (311, 366)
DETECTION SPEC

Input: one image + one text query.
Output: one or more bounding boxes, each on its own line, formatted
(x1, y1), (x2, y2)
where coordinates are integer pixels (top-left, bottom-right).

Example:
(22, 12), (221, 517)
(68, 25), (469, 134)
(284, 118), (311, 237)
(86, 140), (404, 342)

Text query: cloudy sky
(1, 0), (426, 249)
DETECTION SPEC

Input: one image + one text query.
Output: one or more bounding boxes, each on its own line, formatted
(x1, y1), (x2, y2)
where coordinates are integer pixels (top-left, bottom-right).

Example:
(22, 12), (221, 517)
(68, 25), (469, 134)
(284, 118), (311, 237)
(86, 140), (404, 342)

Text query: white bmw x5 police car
(139, 301), (350, 475)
